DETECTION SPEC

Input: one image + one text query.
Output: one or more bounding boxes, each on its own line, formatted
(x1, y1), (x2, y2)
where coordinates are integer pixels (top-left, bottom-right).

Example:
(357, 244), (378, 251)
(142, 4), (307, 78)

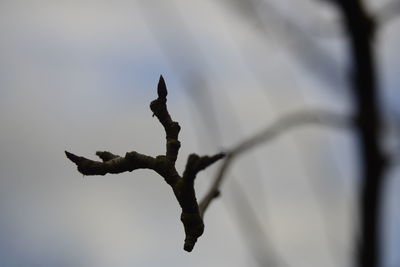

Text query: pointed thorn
(157, 75), (168, 98)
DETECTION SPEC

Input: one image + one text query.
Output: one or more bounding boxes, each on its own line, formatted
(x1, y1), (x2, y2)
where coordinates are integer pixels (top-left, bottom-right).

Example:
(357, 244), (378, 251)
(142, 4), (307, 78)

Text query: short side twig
(65, 76), (224, 252)
(65, 151), (156, 175)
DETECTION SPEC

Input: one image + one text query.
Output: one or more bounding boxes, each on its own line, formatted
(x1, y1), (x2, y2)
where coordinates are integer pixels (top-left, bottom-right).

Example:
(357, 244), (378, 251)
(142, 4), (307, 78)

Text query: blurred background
(0, 0), (399, 266)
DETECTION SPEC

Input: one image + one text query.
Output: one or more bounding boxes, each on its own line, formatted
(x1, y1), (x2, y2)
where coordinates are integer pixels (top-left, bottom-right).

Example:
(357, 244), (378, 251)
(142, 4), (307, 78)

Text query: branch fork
(65, 76), (224, 252)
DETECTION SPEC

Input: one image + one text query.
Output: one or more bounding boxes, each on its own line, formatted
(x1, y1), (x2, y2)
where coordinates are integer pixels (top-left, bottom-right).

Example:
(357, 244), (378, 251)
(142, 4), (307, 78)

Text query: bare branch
(330, 2), (385, 267)
(199, 109), (352, 216)
(65, 151), (156, 176)
(65, 77), (224, 252)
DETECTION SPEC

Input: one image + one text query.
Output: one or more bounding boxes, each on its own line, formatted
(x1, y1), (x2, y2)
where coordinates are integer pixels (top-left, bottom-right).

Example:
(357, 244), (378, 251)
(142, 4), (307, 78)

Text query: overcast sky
(0, 1), (399, 267)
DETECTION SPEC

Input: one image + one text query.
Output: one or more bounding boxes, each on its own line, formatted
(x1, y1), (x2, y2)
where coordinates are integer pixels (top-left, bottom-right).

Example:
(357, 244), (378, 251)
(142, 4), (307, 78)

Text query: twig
(220, 0), (346, 93)
(227, 179), (288, 267)
(199, 109), (351, 216)
(65, 76), (224, 252)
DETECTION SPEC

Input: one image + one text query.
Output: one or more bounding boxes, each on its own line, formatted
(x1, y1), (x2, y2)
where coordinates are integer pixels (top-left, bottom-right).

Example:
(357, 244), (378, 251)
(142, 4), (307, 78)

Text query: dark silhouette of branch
(65, 76), (224, 252)
(137, 5), (290, 262)
(328, 1), (386, 267)
(200, 110), (351, 216)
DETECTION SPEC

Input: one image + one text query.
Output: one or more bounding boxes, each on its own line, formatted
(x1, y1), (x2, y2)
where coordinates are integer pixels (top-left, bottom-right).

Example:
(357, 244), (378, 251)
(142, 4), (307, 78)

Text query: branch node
(65, 76), (224, 252)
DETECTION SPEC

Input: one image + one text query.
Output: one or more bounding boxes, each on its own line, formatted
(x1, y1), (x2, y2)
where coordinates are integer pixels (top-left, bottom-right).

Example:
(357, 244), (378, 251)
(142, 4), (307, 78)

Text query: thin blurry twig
(227, 179), (288, 267)
(219, 0), (347, 92)
(200, 110), (352, 215)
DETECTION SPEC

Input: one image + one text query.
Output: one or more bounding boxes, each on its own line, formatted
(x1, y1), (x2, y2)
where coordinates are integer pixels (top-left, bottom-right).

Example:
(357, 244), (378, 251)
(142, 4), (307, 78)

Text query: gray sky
(0, 1), (399, 267)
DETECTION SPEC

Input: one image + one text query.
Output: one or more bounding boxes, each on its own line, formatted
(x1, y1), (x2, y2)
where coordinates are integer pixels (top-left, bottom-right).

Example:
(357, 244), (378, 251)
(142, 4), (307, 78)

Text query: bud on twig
(157, 75), (168, 99)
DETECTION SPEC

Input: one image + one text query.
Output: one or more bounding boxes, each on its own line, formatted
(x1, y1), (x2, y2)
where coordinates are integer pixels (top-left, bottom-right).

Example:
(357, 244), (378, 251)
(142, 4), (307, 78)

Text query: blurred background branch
(204, 109), (351, 214)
